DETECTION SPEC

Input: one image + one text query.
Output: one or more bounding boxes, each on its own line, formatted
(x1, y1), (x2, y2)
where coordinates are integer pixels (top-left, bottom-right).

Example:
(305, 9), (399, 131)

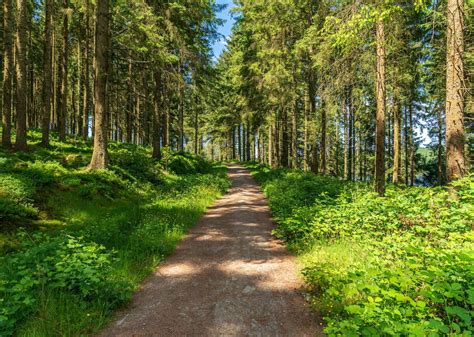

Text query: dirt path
(100, 164), (322, 336)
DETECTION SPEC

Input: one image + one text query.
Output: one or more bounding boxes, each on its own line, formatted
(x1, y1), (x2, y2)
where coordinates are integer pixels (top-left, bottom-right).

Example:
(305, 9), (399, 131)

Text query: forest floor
(100, 164), (322, 337)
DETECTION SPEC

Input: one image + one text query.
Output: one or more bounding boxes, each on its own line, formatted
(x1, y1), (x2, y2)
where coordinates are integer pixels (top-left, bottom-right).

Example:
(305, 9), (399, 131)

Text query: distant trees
(0, 0), (220, 163)
(206, 0), (471, 189)
(0, 0), (470, 186)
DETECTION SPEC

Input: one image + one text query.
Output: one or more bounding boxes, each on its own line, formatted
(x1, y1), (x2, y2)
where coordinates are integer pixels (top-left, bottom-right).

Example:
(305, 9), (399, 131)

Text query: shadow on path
(100, 164), (323, 337)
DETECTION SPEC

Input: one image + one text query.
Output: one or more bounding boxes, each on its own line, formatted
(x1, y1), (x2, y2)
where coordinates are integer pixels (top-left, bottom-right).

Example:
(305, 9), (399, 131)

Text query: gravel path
(100, 164), (322, 336)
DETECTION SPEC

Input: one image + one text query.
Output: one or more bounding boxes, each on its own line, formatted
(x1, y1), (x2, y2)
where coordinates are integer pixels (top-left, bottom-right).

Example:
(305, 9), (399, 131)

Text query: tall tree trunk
(2, 0), (13, 147)
(246, 119), (251, 162)
(445, 0), (465, 181)
(82, 1), (91, 140)
(321, 97), (327, 175)
(374, 19), (386, 196)
(344, 92), (352, 180)
(392, 98), (401, 183)
(194, 97), (199, 155)
(58, 0), (70, 141)
(152, 69), (162, 159)
(268, 123), (273, 166)
(303, 84), (310, 170)
(89, 0), (109, 169)
(291, 98), (298, 168)
(409, 103), (415, 185)
(15, 0), (28, 151)
(404, 106), (409, 184)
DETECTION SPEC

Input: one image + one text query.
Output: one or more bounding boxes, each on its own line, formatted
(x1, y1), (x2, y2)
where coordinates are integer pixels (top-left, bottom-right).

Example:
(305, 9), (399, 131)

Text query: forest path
(100, 164), (322, 337)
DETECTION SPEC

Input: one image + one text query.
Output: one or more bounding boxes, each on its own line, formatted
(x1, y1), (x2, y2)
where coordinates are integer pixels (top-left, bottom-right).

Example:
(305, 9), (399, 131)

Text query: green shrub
(247, 164), (474, 336)
(162, 149), (212, 175)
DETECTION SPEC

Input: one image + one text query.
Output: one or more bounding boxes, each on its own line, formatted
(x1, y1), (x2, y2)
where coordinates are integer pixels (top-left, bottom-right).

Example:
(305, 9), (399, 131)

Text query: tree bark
(41, 0), (53, 146)
(374, 19), (386, 196)
(82, 0), (91, 140)
(445, 0), (465, 181)
(152, 69), (162, 159)
(89, 0), (109, 170)
(58, 0), (70, 141)
(392, 98), (401, 184)
(2, 0), (13, 147)
(15, 0), (29, 151)
(320, 97), (327, 175)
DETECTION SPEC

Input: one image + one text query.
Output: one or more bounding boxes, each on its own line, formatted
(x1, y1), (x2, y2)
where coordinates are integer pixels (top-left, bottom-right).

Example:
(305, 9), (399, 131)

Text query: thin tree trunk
(445, 0), (466, 181)
(268, 123), (273, 166)
(83, 0), (91, 140)
(15, 0), (28, 151)
(392, 98), (401, 184)
(58, 0), (69, 141)
(2, 0), (13, 147)
(375, 19), (386, 196)
(409, 103), (415, 185)
(404, 106), (408, 184)
(437, 106), (444, 184)
(152, 69), (162, 159)
(303, 84), (310, 170)
(89, 0), (109, 169)
(321, 97), (327, 175)
(291, 99), (298, 168)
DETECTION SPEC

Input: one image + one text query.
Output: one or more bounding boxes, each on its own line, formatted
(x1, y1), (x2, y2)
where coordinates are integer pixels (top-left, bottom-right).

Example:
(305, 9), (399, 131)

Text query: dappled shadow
(100, 164), (323, 337)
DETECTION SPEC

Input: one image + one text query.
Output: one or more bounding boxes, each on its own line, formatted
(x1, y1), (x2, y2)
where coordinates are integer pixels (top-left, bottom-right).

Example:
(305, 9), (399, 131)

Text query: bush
(247, 164), (474, 336)
(162, 149), (212, 175)
(0, 233), (132, 336)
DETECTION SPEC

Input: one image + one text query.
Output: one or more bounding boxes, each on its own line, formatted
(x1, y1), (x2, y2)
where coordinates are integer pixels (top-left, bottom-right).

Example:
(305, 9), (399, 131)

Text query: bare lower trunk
(41, 0), (53, 145)
(15, 0), (28, 151)
(392, 99), (401, 184)
(2, 0), (13, 147)
(89, 0), (109, 170)
(152, 69), (162, 159)
(445, 0), (465, 181)
(374, 19), (386, 196)
(320, 98), (327, 175)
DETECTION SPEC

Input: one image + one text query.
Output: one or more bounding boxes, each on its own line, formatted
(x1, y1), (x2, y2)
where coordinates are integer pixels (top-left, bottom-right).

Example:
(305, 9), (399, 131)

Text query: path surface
(100, 164), (322, 336)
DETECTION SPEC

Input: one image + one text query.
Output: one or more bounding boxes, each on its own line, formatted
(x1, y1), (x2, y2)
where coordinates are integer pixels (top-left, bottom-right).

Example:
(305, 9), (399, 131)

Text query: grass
(0, 130), (231, 336)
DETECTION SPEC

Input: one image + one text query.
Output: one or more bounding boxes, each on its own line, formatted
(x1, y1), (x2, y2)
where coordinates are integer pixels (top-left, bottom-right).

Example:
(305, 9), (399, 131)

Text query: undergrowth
(0, 130), (230, 336)
(247, 162), (473, 337)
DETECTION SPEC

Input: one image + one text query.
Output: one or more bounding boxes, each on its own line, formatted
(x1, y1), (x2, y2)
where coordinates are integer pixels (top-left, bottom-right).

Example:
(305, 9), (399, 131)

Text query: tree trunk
(89, 0), (109, 170)
(409, 103), (415, 185)
(437, 106), (444, 184)
(291, 99), (298, 168)
(268, 123), (273, 166)
(344, 92), (352, 180)
(15, 0), (28, 151)
(320, 97), (327, 175)
(152, 69), (162, 159)
(392, 98), (401, 184)
(445, 0), (465, 181)
(58, 0), (69, 141)
(2, 0), (13, 147)
(303, 84), (310, 170)
(374, 19), (386, 196)
(83, 0), (91, 140)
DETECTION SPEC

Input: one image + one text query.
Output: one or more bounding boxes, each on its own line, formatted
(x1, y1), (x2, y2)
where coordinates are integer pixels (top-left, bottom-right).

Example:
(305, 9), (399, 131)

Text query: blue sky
(212, 0), (237, 59)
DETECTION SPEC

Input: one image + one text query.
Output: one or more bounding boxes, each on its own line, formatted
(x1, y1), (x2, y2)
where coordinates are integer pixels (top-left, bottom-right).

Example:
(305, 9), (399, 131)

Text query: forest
(0, 0), (472, 336)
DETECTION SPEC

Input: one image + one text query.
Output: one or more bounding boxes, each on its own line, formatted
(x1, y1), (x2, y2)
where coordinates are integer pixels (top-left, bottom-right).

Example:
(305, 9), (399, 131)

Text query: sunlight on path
(100, 165), (322, 337)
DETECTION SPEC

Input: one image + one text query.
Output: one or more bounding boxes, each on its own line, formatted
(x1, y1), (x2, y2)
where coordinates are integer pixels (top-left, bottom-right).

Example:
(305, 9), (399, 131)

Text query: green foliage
(0, 137), (229, 336)
(247, 164), (474, 336)
(162, 149), (213, 175)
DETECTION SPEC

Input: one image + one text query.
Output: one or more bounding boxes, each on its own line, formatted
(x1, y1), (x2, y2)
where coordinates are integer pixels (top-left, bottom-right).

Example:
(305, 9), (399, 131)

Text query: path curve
(100, 164), (322, 336)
